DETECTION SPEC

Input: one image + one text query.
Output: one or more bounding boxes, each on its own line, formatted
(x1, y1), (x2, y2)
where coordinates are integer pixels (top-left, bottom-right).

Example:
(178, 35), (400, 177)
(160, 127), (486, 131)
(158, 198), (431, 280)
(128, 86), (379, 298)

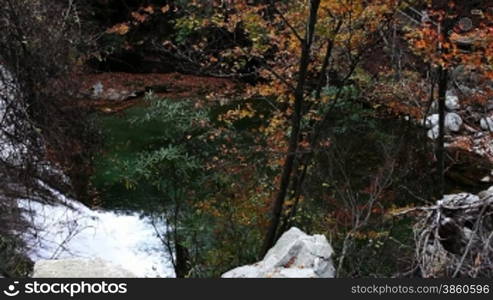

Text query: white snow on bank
(20, 195), (175, 278)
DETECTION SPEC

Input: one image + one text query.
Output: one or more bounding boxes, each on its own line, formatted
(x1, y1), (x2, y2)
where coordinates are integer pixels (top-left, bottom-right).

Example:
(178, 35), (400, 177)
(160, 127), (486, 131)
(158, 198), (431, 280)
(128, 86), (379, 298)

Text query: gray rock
(106, 88), (122, 101)
(427, 125), (439, 140)
(458, 17), (473, 32)
(222, 227), (335, 278)
(91, 82), (104, 99)
(32, 258), (136, 278)
(478, 186), (493, 200)
(446, 91), (460, 111)
(445, 112), (462, 132)
(480, 117), (493, 132)
(86, 83), (137, 101)
(424, 114), (439, 129)
(426, 114), (461, 139)
(457, 85), (478, 97)
(437, 193), (480, 207)
(105, 88), (137, 101)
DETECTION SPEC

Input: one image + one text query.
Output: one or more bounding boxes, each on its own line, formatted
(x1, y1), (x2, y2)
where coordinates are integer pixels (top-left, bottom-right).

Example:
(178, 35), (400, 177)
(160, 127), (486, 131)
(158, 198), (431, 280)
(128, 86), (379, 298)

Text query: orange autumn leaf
(106, 23), (130, 35)
(131, 12), (148, 23)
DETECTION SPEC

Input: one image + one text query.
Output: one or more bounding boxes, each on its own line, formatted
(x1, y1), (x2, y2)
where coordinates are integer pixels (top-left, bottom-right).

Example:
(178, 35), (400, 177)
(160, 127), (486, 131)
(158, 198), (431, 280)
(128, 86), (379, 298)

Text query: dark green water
(90, 96), (274, 212)
(91, 105), (170, 211)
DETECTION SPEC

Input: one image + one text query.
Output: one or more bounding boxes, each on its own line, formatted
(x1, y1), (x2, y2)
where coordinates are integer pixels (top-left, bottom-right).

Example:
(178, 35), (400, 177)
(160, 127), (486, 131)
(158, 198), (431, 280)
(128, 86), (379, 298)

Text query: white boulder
(445, 112), (462, 132)
(222, 227), (335, 278)
(32, 258), (136, 278)
(426, 113), (462, 139)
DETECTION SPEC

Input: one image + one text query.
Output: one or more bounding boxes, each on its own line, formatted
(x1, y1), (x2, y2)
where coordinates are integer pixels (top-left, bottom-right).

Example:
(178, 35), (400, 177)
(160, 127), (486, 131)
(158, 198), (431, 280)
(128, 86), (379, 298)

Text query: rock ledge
(222, 227), (335, 278)
(32, 258), (136, 278)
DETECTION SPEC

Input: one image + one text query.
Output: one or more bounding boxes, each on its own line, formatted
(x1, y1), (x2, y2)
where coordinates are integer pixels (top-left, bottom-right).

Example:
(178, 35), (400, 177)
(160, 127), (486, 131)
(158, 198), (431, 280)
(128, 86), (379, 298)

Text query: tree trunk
(436, 67), (448, 197)
(174, 242), (190, 278)
(434, 3), (456, 198)
(260, 0), (321, 257)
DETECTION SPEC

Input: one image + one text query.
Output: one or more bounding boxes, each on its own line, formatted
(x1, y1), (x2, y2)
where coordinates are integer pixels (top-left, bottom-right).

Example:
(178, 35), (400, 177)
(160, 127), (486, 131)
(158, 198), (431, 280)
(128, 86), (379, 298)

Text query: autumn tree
(238, 0), (399, 254)
(164, 0), (401, 254)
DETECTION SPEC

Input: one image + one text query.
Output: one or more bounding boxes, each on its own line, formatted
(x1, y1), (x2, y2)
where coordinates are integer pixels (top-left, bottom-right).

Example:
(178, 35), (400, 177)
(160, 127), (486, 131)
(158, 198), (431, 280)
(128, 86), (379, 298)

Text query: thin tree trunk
(175, 242), (190, 278)
(278, 162), (309, 235)
(172, 189), (190, 278)
(260, 0), (321, 257)
(436, 66), (448, 197)
(434, 5), (455, 198)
